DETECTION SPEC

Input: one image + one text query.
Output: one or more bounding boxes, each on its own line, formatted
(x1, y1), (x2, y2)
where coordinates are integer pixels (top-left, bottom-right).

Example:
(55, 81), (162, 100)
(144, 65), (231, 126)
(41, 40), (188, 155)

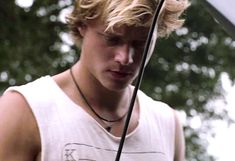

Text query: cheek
(98, 46), (118, 61)
(133, 51), (143, 64)
(84, 40), (108, 60)
(89, 47), (114, 68)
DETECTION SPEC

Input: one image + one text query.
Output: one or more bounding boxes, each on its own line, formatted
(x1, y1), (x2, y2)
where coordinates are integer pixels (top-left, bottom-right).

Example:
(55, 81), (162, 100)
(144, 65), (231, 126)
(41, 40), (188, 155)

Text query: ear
(77, 24), (87, 37)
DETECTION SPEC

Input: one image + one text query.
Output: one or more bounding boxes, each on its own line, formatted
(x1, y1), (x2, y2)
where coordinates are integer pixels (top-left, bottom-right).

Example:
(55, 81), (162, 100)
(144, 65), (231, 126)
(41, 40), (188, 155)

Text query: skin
(0, 21), (185, 161)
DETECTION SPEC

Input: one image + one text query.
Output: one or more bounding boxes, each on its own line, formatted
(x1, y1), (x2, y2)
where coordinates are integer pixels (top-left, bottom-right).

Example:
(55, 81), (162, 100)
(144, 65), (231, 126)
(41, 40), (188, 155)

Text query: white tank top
(6, 76), (176, 161)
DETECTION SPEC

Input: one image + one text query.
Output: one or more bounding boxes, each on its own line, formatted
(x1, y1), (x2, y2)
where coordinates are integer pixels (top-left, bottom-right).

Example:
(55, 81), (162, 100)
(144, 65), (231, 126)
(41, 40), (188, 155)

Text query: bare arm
(173, 110), (185, 161)
(0, 91), (41, 161)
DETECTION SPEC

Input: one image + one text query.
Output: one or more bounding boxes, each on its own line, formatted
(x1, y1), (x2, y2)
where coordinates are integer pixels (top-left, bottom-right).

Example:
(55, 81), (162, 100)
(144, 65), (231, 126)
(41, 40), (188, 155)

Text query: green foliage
(141, 0), (235, 160)
(0, 0), (234, 160)
(0, 0), (77, 90)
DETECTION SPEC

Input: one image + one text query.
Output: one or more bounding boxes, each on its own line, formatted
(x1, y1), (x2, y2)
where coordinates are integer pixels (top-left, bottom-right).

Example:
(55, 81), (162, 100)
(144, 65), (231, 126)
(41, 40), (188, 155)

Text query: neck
(71, 62), (130, 113)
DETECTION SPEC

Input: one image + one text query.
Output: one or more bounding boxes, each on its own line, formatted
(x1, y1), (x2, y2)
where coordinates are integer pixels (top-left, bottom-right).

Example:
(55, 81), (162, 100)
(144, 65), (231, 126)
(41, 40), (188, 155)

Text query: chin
(103, 81), (130, 92)
(98, 74), (135, 92)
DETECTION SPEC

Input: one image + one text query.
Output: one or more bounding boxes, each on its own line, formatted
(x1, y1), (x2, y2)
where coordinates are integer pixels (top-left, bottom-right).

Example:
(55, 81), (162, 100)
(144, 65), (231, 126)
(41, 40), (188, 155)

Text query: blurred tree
(0, 0), (234, 160)
(0, 0), (76, 90)
(142, 0), (235, 160)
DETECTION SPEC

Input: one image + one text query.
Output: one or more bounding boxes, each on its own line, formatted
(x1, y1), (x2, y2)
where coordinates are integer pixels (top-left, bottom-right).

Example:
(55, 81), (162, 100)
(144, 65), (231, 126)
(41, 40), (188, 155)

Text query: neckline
(45, 75), (143, 139)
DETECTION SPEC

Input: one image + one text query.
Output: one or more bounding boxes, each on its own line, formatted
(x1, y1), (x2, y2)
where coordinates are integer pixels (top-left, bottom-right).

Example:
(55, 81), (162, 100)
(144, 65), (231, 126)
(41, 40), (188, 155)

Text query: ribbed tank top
(6, 76), (175, 161)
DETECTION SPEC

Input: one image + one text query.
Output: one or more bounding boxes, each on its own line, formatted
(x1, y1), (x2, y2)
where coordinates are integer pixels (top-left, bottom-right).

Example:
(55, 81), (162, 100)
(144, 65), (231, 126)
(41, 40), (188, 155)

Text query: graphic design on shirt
(62, 143), (167, 161)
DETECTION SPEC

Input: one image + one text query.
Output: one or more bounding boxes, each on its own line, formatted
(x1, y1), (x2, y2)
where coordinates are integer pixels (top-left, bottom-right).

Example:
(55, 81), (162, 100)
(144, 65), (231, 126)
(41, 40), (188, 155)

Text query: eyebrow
(97, 31), (148, 42)
(97, 31), (122, 37)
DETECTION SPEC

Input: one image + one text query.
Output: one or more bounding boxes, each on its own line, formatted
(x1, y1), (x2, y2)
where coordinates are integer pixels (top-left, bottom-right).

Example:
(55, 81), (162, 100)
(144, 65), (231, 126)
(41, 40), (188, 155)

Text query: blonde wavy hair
(67, 0), (190, 47)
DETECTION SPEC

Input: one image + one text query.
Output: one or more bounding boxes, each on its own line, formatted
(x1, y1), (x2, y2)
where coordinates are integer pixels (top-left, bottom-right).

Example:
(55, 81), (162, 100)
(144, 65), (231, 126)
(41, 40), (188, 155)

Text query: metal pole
(114, 0), (165, 160)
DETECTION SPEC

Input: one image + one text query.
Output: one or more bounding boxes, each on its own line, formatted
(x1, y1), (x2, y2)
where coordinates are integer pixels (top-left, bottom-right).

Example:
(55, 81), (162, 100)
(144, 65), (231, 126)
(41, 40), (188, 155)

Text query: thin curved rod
(115, 0), (165, 160)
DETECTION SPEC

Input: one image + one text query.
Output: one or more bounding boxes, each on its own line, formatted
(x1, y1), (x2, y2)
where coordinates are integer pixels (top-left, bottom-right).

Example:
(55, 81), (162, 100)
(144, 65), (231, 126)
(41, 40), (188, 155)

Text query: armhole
(0, 91), (41, 159)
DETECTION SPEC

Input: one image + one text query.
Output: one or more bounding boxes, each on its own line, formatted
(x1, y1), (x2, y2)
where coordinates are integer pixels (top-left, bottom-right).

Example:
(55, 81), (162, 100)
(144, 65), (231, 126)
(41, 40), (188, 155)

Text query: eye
(97, 32), (123, 46)
(132, 40), (146, 50)
(104, 35), (122, 46)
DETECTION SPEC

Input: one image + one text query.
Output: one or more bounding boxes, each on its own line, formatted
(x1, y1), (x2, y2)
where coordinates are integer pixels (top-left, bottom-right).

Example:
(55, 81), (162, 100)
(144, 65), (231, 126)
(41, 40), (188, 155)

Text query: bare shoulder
(173, 110), (185, 161)
(0, 91), (41, 161)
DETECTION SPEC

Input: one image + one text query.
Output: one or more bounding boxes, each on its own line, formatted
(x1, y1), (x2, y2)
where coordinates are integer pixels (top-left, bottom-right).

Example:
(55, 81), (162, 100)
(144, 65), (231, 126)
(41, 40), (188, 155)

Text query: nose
(114, 44), (135, 65)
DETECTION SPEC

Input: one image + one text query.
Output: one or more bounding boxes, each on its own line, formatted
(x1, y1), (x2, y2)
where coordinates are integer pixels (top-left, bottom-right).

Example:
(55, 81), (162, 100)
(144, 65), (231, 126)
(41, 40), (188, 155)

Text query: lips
(108, 70), (133, 80)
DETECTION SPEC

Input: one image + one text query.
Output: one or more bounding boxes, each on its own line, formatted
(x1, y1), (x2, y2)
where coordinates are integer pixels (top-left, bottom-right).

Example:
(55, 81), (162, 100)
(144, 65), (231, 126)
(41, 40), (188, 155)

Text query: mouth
(108, 70), (133, 80)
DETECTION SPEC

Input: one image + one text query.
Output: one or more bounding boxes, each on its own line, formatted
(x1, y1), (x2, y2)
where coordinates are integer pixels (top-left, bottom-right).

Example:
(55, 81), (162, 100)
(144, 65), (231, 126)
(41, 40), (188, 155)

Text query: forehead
(89, 21), (150, 40)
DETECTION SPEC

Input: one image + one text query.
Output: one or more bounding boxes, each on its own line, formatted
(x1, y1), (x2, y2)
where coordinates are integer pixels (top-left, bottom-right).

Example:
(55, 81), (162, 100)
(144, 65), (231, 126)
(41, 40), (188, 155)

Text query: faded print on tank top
(62, 142), (167, 161)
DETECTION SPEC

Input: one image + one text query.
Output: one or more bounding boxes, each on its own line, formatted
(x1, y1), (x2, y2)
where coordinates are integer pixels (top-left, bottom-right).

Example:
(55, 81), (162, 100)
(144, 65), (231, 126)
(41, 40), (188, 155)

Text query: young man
(0, 0), (189, 160)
